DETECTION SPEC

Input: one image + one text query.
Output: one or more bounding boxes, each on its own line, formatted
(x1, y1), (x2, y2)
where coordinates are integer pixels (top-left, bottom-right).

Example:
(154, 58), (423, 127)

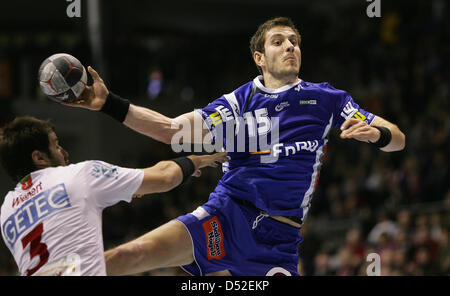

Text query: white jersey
(0, 160), (144, 276)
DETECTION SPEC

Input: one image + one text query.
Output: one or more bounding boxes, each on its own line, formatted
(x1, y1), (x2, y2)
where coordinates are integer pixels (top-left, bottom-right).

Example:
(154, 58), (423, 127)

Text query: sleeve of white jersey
(77, 160), (144, 210)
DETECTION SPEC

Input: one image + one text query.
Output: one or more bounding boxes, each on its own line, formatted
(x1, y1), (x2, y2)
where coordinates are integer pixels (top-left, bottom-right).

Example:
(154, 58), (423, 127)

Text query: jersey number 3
(21, 223), (49, 276)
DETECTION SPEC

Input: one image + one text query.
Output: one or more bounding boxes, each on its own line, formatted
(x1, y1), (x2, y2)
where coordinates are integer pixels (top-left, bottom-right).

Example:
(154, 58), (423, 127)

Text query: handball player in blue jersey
(66, 17), (405, 275)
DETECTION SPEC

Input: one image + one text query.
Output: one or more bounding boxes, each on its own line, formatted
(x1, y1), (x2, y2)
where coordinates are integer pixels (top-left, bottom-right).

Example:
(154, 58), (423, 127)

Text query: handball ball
(38, 53), (87, 103)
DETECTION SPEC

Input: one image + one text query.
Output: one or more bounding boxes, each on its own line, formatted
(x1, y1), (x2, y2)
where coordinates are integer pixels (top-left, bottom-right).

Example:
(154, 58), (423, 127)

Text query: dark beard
(48, 153), (67, 167)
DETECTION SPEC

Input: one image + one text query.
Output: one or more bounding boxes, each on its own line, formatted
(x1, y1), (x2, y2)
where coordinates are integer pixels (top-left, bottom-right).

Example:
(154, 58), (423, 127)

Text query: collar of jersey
(253, 75), (302, 94)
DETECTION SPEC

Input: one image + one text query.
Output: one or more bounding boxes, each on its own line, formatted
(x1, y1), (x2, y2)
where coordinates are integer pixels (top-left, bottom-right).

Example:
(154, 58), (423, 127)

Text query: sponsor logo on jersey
(352, 111), (367, 121)
(340, 101), (373, 123)
(272, 140), (320, 157)
(21, 174), (33, 190)
(275, 101), (290, 112)
(340, 101), (358, 119)
(209, 105), (234, 127)
(202, 216), (226, 260)
(12, 181), (43, 208)
(2, 183), (71, 248)
(258, 93), (279, 99)
(299, 99), (317, 105)
(208, 112), (223, 127)
(90, 161), (119, 179)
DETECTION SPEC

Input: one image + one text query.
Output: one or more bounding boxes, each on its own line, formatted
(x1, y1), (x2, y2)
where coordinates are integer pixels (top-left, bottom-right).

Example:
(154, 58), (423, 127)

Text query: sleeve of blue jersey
(195, 95), (237, 143)
(324, 83), (375, 128)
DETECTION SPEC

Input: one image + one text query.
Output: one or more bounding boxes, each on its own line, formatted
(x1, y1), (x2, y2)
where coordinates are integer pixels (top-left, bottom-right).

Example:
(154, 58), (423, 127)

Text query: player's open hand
(340, 118), (380, 143)
(62, 66), (109, 111)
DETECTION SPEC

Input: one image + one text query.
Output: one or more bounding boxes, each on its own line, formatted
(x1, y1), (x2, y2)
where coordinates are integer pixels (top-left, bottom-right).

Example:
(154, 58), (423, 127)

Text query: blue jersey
(196, 76), (375, 223)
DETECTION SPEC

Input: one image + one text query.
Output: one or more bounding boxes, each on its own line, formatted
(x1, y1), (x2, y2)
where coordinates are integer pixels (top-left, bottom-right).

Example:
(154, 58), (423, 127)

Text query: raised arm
(66, 66), (209, 145)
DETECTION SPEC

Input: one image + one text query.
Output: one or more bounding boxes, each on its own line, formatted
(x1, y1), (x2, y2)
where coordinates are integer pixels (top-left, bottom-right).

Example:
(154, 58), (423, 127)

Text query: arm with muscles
(134, 152), (228, 196)
(340, 116), (405, 152)
(125, 107), (210, 145)
(66, 66), (209, 145)
(103, 152), (227, 276)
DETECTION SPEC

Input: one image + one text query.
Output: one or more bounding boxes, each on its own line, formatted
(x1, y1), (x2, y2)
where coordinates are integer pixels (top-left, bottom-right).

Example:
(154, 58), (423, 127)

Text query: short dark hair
(0, 116), (55, 182)
(249, 17), (301, 74)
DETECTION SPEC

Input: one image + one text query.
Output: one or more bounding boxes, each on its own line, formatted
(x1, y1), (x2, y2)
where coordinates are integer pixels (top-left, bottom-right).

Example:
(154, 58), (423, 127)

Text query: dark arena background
(0, 0), (449, 276)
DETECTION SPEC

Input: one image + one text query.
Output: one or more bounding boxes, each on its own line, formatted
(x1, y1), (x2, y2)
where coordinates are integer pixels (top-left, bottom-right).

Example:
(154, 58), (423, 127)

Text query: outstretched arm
(123, 107), (206, 145)
(135, 152), (228, 195)
(340, 116), (405, 152)
(65, 66), (209, 145)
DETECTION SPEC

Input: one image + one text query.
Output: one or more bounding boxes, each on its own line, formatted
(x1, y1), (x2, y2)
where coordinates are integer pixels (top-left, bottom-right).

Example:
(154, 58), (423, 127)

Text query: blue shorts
(175, 194), (303, 276)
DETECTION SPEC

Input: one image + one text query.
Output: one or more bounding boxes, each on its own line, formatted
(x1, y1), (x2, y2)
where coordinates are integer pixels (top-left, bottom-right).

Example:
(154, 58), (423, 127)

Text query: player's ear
(31, 150), (49, 168)
(253, 51), (265, 68)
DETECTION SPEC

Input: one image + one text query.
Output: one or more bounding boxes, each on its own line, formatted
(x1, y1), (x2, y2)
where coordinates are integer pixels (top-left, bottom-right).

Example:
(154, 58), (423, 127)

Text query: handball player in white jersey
(0, 116), (227, 276)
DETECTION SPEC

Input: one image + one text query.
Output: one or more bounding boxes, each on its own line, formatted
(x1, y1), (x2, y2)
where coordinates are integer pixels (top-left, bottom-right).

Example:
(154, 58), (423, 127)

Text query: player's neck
(262, 73), (299, 90)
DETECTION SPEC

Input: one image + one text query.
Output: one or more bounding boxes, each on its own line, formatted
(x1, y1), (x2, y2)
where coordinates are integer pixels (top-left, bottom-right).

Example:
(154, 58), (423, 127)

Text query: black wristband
(171, 157), (196, 184)
(100, 91), (130, 123)
(370, 126), (392, 148)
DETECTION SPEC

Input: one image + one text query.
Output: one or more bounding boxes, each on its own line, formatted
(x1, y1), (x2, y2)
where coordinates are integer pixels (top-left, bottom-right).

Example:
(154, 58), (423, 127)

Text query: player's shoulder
(40, 161), (106, 181)
(301, 80), (330, 88)
(67, 160), (112, 168)
(216, 80), (254, 113)
(300, 80), (349, 99)
(45, 161), (91, 174)
(301, 80), (338, 91)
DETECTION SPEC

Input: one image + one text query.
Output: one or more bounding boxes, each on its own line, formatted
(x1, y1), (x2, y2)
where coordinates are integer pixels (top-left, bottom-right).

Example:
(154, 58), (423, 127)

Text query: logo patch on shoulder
(21, 174), (33, 190)
(202, 216), (226, 260)
(90, 161), (119, 180)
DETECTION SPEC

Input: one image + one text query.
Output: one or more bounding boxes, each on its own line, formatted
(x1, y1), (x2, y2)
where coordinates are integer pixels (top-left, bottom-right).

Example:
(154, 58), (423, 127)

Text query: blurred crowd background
(0, 0), (448, 275)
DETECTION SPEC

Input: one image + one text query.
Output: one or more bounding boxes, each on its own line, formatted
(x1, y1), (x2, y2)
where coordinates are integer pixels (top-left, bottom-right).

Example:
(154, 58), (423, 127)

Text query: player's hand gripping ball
(38, 53), (87, 103)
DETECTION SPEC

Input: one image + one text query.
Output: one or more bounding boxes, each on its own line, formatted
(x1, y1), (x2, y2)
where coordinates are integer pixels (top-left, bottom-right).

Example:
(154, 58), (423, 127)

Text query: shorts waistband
(232, 198), (303, 229)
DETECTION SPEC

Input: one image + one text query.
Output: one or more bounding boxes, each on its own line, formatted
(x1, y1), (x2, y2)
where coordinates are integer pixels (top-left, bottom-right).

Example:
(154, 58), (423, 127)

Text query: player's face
(47, 132), (69, 167)
(261, 26), (301, 79)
